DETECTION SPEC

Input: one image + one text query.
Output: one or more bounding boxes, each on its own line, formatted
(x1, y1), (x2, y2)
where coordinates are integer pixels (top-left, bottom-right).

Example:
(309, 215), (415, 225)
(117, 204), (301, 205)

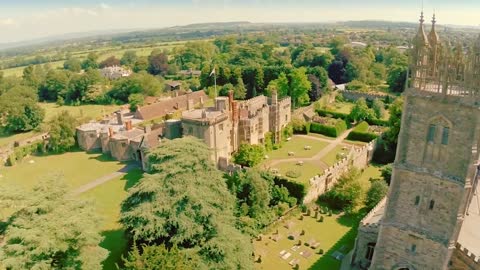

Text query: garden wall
(303, 140), (376, 204)
(0, 133), (49, 165)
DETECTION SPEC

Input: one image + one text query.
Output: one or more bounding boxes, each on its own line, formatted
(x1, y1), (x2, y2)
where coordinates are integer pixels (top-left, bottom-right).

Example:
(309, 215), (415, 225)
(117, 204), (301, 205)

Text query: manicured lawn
(329, 102), (354, 114)
(0, 151), (125, 189)
(266, 137), (329, 160)
(254, 209), (358, 270)
(358, 164), (384, 189)
(39, 103), (120, 121)
(0, 128), (36, 147)
(274, 161), (326, 186)
(80, 168), (143, 270)
(322, 145), (352, 167)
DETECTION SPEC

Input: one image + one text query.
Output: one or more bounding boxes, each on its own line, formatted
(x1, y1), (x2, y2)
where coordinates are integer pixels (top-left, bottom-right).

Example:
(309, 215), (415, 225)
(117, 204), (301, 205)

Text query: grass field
(80, 168), (143, 270)
(274, 161), (326, 186)
(266, 137), (329, 160)
(322, 145), (351, 167)
(0, 151), (125, 189)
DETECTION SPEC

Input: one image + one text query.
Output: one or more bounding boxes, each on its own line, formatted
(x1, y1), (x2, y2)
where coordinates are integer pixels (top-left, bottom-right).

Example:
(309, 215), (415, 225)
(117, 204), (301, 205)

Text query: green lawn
(0, 151), (125, 189)
(254, 210), (357, 270)
(0, 128), (36, 148)
(329, 102), (354, 114)
(274, 161), (326, 186)
(322, 145), (351, 167)
(266, 137), (329, 160)
(80, 168), (143, 270)
(39, 102), (120, 121)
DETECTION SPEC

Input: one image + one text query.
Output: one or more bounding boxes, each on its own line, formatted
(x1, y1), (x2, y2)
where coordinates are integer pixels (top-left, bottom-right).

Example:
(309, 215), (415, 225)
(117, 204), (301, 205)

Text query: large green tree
(289, 67), (311, 107)
(47, 111), (78, 153)
(123, 244), (198, 270)
(120, 137), (253, 270)
(365, 178), (389, 210)
(0, 178), (108, 269)
(121, 50), (138, 67)
(233, 143), (265, 167)
(108, 72), (163, 103)
(0, 86), (45, 132)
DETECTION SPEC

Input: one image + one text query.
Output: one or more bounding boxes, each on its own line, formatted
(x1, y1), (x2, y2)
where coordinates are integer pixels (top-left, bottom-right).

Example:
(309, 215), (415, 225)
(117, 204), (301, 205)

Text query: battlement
(455, 242), (480, 264)
(360, 197), (387, 227)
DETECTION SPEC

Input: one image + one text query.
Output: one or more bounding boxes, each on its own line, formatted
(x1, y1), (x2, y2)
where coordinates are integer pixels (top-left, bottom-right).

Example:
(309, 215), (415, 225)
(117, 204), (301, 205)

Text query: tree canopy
(120, 137), (253, 270)
(0, 178), (108, 270)
(0, 85), (45, 132)
(47, 111), (78, 153)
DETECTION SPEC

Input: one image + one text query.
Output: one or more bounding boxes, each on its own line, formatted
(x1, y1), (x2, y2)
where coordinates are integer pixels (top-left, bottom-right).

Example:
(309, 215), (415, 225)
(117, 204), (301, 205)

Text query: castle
(76, 90), (291, 169)
(346, 13), (480, 270)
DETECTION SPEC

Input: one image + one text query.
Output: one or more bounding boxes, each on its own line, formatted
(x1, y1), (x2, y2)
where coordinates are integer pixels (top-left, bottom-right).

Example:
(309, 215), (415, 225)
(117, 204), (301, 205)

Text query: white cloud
(0, 18), (15, 26)
(100, 3), (111, 10)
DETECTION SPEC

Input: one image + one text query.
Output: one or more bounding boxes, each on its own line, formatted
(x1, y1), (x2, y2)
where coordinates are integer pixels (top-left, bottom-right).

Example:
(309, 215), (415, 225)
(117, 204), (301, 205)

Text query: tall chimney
(108, 127), (113, 137)
(116, 111), (124, 125)
(228, 90), (234, 112)
(200, 96), (204, 108)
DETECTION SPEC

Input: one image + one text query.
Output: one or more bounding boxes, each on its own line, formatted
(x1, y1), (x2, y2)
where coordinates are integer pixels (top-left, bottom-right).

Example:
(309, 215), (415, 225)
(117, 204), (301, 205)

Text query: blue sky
(0, 0), (478, 43)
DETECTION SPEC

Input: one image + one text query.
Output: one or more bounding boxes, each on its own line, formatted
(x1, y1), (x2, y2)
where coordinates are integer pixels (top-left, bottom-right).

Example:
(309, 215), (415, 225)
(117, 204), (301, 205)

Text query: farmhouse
(99, 66), (132, 80)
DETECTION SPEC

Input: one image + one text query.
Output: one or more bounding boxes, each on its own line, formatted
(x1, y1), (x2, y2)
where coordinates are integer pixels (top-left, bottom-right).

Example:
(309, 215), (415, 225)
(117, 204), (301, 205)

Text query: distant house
(165, 81), (182, 91)
(100, 66), (132, 80)
(178, 69), (201, 78)
(335, 84), (346, 91)
(350, 41), (367, 48)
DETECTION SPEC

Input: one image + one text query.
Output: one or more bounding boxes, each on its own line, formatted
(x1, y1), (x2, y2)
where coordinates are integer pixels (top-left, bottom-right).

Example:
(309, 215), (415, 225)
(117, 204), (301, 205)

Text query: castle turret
(412, 12), (430, 89)
(428, 13), (440, 77)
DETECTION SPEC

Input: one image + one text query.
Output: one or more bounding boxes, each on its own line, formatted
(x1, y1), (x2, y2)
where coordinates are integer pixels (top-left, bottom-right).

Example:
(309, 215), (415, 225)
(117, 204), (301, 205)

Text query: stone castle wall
(303, 140), (376, 204)
(451, 243), (480, 270)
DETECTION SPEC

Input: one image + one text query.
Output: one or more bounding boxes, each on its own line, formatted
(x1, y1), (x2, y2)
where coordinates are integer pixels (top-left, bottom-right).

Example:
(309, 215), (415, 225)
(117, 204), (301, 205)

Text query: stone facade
(99, 66), (132, 80)
(347, 13), (480, 270)
(182, 91), (291, 168)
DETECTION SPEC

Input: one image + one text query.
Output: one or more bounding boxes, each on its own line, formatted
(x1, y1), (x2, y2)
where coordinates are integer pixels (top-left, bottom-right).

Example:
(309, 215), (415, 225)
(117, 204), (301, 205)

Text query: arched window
(427, 124), (436, 142)
(441, 127), (449, 145)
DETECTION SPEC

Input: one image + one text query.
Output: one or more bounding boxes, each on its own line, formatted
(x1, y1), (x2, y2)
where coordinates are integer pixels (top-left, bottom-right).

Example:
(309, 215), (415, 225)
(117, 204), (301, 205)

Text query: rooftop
(182, 108), (226, 121)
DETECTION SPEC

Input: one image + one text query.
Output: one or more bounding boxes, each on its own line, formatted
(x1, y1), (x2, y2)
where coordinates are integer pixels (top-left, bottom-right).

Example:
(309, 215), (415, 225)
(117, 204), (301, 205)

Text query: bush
(316, 109), (349, 120)
(365, 178), (389, 210)
(347, 121), (378, 142)
(233, 144), (265, 167)
(291, 118), (310, 134)
(310, 119), (347, 138)
(319, 168), (363, 213)
(286, 170), (302, 179)
(274, 176), (307, 203)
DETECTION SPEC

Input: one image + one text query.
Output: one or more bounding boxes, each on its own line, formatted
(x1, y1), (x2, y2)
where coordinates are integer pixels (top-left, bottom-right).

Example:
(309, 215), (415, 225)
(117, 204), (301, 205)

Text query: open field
(274, 161), (326, 186)
(0, 151), (125, 189)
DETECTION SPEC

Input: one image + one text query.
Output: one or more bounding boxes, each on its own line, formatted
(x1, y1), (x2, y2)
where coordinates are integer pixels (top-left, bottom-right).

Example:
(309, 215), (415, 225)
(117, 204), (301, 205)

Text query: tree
(0, 86), (45, 132)
(129, 93), (144, 112)
(328, 60), (347, 84)
(99, 56), (121, 68)
(123, 244), (198, 270)
(289, 67), (311, 107)
(22, 65), (43, 88)
(81, 52), (99, 70)
(320, 168), (363, 213)
(120, 137), (253, 270)
(387, 65), (408, 92)
(133, 57), (149, 73)
(234, 77), (247, 100)
(329, 36), (347, 55)
(385, 97), (403, 145)
(39, 69), (69, 101)
(233, 144), (265, 167)
(0, 178), (108, 269)
(148, 51), (169, 75)
(121, 50), (138, 67)
(47, 111), (78, 153)
(349, 98), (375, 123)
(308, 74), (322, 102)
(267, 72), (289, 98)
(372, 98), (385, 119)
(108, 72), (163, 103)
(381, 164), (393, 185)
(365, 178), (389, 210)
(63, 58), (82, 72)
(67, 69), (102, 102)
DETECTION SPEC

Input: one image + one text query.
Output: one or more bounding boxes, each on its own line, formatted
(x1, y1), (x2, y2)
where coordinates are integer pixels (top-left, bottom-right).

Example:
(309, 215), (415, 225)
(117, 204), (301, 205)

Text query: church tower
(369, 14), (480, 270)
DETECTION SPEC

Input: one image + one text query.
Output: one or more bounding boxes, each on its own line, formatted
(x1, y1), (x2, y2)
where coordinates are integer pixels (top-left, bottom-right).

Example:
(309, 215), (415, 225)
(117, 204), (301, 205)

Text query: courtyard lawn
(266, 137), (329, 160)
(358, 164), (384, 189)
(322, 145), (352, 167)
(0, 151), (125, 190)
(254, 210), (359, 270)
(274, 161), (326, 186)
(80, 168), (143, 270)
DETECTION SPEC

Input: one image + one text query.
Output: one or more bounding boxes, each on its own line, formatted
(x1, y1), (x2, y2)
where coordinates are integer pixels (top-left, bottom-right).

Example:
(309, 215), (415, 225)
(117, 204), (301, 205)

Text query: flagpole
(214, 71), (217, 100)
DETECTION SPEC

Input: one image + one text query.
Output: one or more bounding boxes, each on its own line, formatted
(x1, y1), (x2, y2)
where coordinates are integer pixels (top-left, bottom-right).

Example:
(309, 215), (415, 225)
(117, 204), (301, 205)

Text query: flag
(209, 68), (216, 77)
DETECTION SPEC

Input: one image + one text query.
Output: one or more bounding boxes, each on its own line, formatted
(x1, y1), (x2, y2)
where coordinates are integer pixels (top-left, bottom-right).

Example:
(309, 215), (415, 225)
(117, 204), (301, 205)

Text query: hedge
(8, 140), (44, 166)
(347, 131), (378, 142)
(316, 109), (349, 120)
(353, 121), (369, 133)
(366, 118), (389, 127)
(292, 122), (310, 134)
(274, 176), (307, 203)
(310, 120), (347, 138)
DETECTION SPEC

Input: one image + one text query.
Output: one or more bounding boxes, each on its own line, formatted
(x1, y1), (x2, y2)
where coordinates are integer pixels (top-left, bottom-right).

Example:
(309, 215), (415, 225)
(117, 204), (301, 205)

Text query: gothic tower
(369, 14), (480, 270)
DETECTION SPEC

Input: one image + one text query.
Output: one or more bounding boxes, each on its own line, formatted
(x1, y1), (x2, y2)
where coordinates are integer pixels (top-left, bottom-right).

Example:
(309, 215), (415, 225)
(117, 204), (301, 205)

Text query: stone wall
(339, 90), (393, 102)
(0, 133), (49, 164)
(303, 140), (376, 204)
(451, 243), (480, 270)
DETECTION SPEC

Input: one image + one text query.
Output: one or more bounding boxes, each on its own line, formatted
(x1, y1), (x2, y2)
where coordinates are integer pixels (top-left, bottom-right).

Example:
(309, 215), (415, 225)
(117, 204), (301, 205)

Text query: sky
(0, 0), (479, 44)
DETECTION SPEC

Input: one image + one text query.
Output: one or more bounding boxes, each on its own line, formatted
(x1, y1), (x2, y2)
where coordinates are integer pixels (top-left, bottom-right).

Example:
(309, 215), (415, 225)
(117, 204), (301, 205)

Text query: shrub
(233, 144), (265, 167)
(316, 109), (349, 120)
(365, 178), (389, 210)
(347, 121), (378, 142)
(286, 170), (302, 178)
(310, 119), (347, 138)
(291, 118), (310, 134)
(274, 176), (307, 203)
(319, 168), (363, 213)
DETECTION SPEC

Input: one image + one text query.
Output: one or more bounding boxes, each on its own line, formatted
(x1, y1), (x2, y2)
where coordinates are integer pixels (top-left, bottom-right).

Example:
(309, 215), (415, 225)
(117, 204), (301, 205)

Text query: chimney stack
(144, 125), (151, 134)
(228, 90), (234, 111)
(125, 120), (133, 131)
(108, 127), (113, 137)
(116, 111), (124, 125)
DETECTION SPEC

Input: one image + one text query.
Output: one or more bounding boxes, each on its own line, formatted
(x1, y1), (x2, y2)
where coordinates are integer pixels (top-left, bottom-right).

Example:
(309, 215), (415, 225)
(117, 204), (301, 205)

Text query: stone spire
(415, 11), (429, 47)
(428, 13), (439, 45)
